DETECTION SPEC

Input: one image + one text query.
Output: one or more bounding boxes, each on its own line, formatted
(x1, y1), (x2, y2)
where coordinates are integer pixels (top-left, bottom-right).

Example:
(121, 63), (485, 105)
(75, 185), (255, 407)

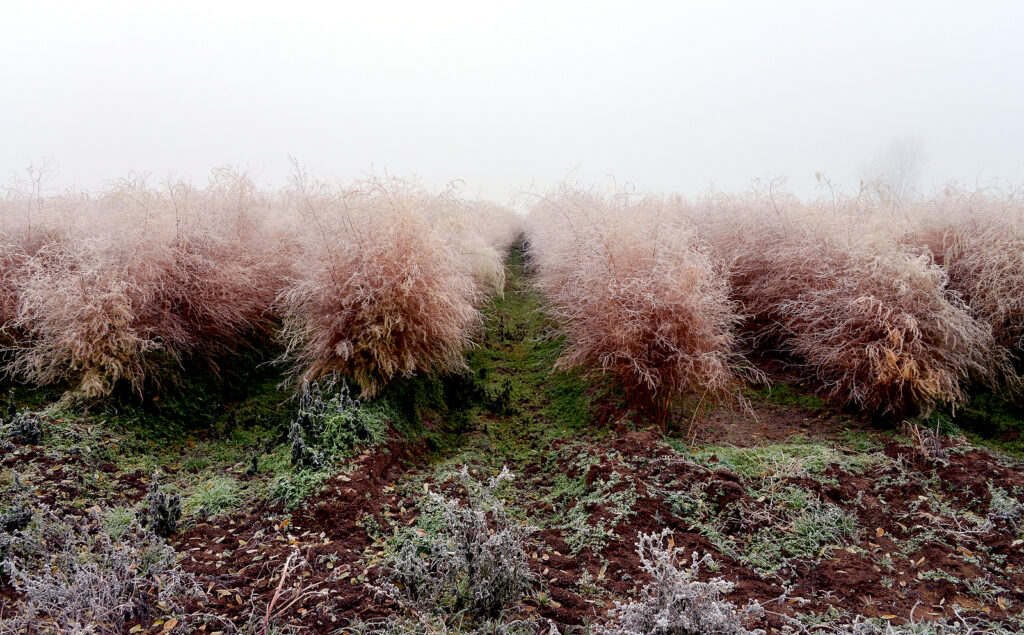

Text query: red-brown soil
(140, 422), (1024, 632)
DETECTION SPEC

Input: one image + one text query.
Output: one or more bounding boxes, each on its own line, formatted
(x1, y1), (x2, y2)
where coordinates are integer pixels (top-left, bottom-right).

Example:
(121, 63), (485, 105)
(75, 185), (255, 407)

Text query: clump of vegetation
(1, 389), (16, 419)
(101, 506), (136, 542)
(141, 472), (181, 538)
(273, 380), (396, 509)
(288, 415), (323, 469)
(288, 380), (383, 469)
(184, 476), (241, 519)
(1, 169), (292, 399)
(6, 409), (43, 445)
(425, 197), (521, 297)
(839, 613), (1024, 634)
(988, 484), (1024, 529)
(378, 466), (536, 625)
(740, 496), (858, 573)
(670, 480), (859, 578)
(679, 443), (864, 575)
(288, 381), (333, 469)
(540, 449), (640, 555)
(905, 186), (1024, 390)
(269, 465), (330, 511)
(277, 174), (509, 399)
(692, 441), (882, 479)
(528, 184), (756, 425)
(702, 187), (996, 417)
(344, 615), (544, 635)
(0, 507), (200, 634)
(1, 168), (516, 402)
(598, 530), (765, 635)
(0, 491), (34, 579)
(0, 499), (33, 536)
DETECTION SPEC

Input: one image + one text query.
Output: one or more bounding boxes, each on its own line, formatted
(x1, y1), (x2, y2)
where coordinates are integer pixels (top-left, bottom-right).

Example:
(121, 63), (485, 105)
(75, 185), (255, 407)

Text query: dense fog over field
(7, 5), (1024, 633)
(2, 1), (1023, 201)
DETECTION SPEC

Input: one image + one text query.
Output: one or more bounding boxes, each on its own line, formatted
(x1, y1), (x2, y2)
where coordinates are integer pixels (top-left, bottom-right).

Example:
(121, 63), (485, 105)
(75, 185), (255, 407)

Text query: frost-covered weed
(544, 456), (639, 555)
(837, 613), (1024, 634)
(0, 491), (34, 580)
(380, 466), (536, 623)
(0, 507), (200, 634)
(269, 465), (329, 511)
(6, 409), (43, 445)
(288, 380), (387, 470)
(344, 615), (547, 635)
(276, 380), (389, 509)
(184, 476), (241, 518)
(288, 380), (334, 469)
(988, 484), (1024, 529)
(599, 529), (765, 635)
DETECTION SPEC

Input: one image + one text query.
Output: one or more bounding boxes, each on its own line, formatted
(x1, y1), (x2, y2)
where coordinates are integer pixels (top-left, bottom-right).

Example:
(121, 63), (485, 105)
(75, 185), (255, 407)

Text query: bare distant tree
(861, 135), (926, 200)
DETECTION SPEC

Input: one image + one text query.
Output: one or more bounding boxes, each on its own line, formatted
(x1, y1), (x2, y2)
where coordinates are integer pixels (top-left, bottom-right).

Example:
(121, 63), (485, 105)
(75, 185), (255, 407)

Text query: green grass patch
(184, 476), (243, 518)
(691, 440), (882, 481)
(102, 506), (136, 541)
(456, 242), (603, 468)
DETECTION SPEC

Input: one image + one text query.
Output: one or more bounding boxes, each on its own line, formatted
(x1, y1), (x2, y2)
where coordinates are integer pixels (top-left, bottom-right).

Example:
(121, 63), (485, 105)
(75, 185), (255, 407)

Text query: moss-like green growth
(456, 241), (602, 466)
(746, 380), (830, 413)
(955, 392), (1024, 459)
(99, 346), (293, 441)
(691, 440), (882, 481)
(267, 463), (330, 511)
(537, 449), (638, 555)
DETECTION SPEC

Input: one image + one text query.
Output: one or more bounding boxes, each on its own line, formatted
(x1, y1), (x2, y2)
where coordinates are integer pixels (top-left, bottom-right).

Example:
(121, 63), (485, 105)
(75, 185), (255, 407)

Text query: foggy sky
(2, 1), (1022, 204)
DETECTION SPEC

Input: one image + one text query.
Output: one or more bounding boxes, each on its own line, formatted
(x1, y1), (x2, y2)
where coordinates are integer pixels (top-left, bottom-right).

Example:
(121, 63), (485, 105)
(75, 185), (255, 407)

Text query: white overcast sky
(2, 1), (1022, 204)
